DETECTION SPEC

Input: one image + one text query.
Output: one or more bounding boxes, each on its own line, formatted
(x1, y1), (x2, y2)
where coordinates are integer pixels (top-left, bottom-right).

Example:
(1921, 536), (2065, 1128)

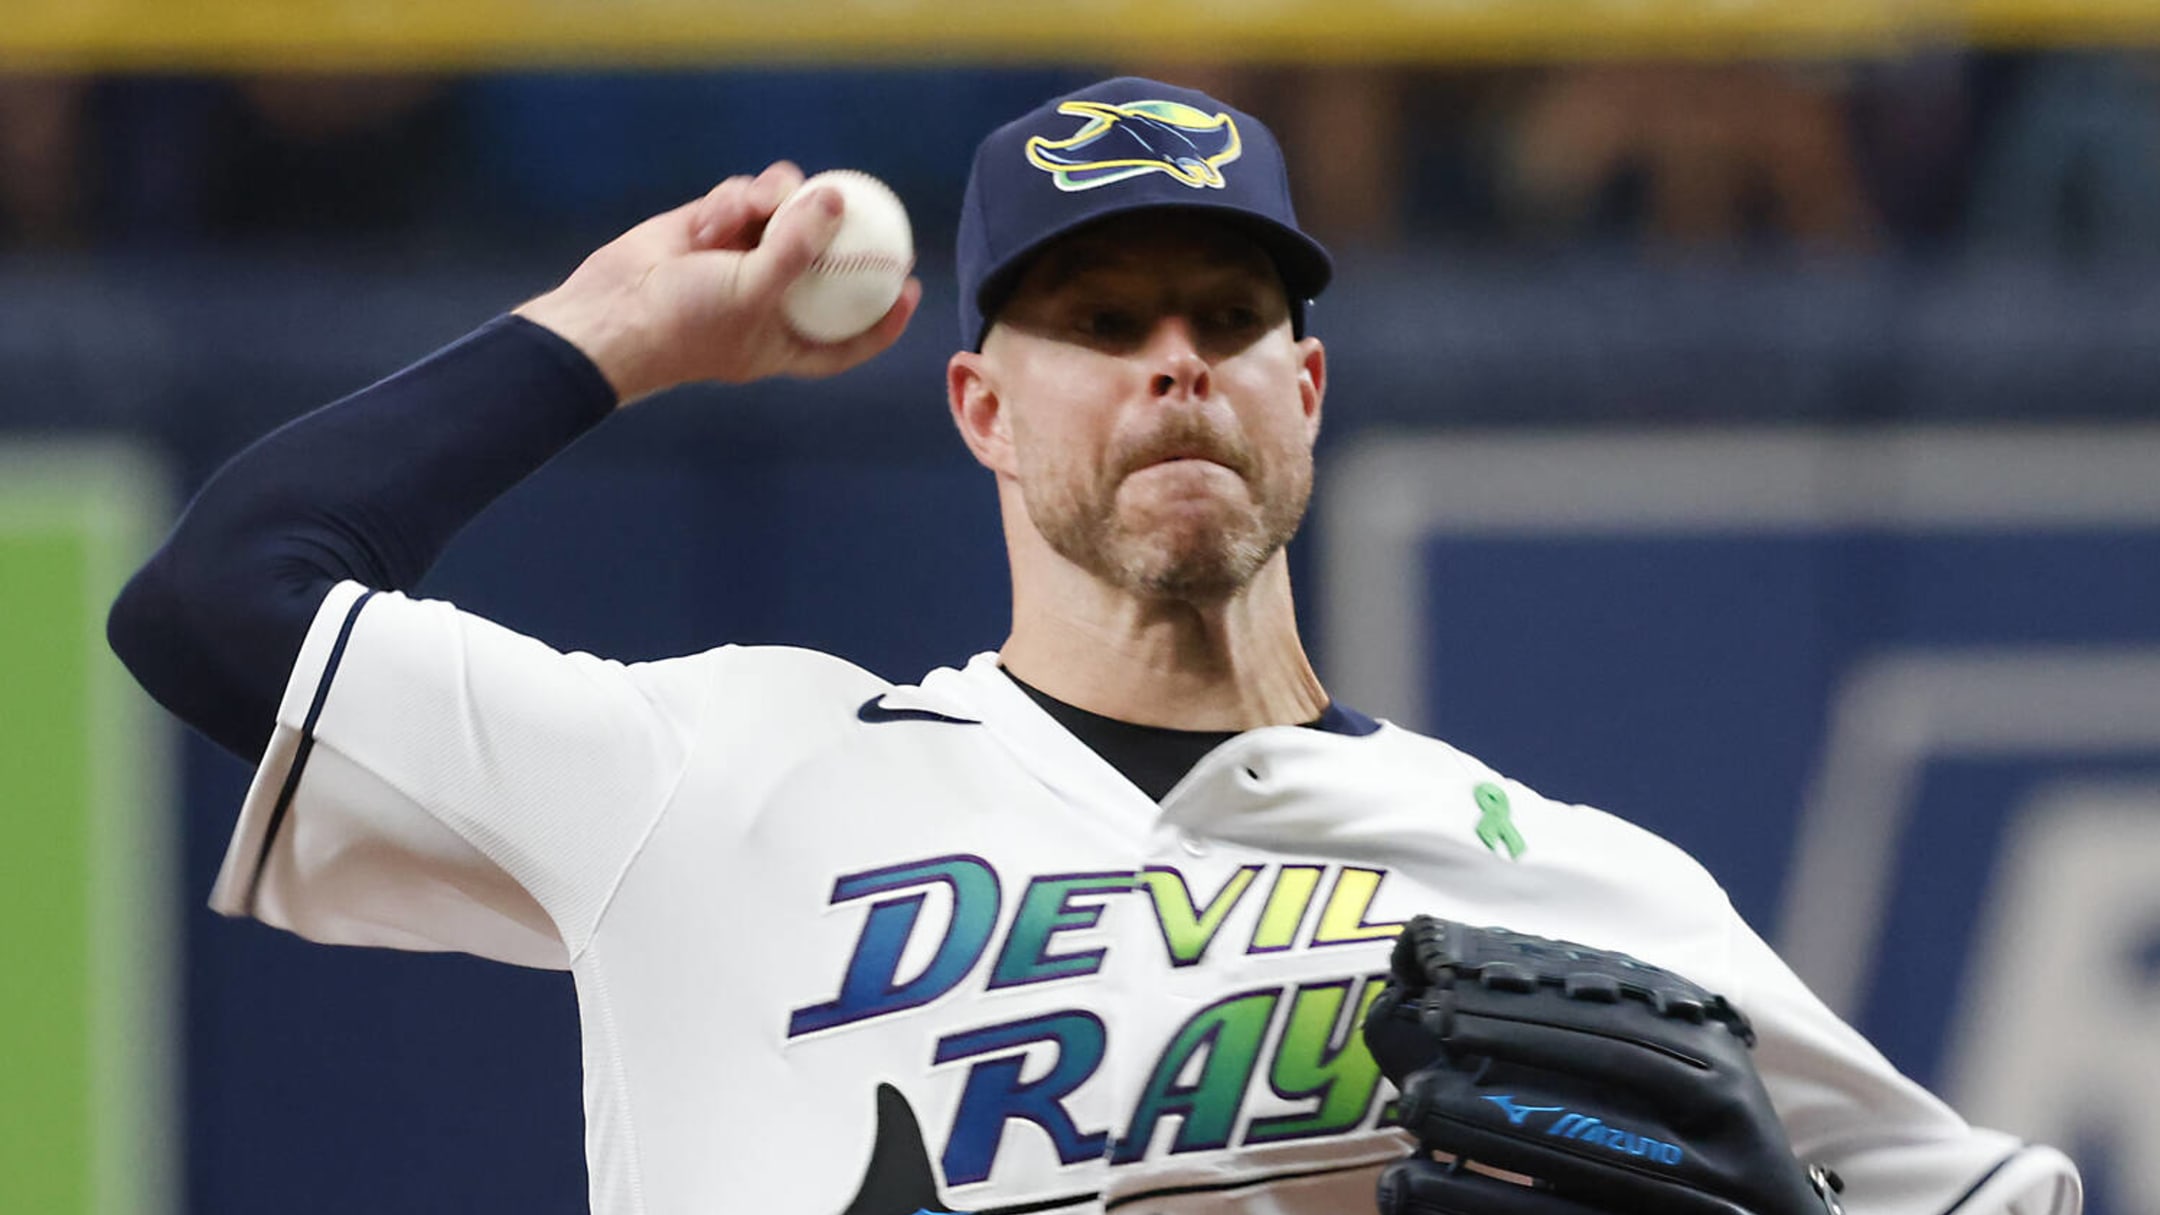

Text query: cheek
(1007, 403), (1098, 500)
(1009, 421), (1067, 492)
(1229, 367), (1317, 466)
(1007, 358), (1123, 480)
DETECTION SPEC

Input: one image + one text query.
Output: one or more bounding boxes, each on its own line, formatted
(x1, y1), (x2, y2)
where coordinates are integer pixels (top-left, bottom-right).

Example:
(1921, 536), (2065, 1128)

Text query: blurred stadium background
(2, 3), (2157, 1213)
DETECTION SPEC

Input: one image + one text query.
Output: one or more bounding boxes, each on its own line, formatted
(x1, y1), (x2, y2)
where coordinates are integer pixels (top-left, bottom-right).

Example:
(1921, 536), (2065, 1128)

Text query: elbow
(107, 549), (183, 690)
(106, 540), (317, 764)
(109, 529), (327, 692)
(104, 475), (345, 764)
(106, 545), (231, 733)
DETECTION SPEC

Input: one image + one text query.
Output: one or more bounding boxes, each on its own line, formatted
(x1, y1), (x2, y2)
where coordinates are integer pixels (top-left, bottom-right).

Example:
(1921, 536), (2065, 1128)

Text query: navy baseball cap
(956, 76), (1334, 351)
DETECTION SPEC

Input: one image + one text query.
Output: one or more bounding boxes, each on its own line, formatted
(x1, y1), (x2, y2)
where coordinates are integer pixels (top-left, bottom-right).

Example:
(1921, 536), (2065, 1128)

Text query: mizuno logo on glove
(1479, 1094), (1562, 1126)
(1480, 1095), (1686, 1165)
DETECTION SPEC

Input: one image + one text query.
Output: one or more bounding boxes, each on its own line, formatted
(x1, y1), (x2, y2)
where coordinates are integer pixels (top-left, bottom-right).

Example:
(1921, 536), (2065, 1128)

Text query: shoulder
(672, 642), (892, 694)
(324, 587), (906, 747)
(1360, 718), (1731, 887)
(338, 586), (895, 710)
(645, 642), (898, 730)
(1368, 719), (1660, 816)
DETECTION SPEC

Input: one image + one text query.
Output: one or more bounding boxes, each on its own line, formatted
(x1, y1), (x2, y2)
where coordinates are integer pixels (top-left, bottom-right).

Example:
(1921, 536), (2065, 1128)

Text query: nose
(1146, 317), (1211, 401)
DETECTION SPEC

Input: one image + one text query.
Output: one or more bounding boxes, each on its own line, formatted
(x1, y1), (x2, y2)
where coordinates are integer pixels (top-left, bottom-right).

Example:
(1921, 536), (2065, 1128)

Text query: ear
(1296, 336), (1326, 442)
(947, 351), (1015, 475)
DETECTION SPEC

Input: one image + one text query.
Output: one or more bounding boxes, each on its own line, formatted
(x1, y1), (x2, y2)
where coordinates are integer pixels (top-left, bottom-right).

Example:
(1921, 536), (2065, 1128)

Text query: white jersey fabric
(212, 581), (2080, 1215)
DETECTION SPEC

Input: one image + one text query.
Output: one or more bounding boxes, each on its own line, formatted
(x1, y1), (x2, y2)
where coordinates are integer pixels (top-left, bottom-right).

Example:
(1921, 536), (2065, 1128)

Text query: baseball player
(109, 78), (2079, 1215)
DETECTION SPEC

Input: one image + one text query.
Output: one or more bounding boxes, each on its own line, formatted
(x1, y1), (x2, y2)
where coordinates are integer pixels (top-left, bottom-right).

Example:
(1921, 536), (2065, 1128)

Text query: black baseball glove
(1362, 916), (1844, 1215)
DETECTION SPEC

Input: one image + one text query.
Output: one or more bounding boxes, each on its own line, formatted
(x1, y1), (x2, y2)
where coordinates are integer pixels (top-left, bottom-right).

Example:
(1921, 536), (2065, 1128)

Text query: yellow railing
(4, 0), (2155, 71)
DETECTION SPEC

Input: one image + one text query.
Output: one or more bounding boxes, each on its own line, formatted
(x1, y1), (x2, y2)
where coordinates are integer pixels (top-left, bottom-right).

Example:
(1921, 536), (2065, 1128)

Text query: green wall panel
(0, 445), (172, 1215)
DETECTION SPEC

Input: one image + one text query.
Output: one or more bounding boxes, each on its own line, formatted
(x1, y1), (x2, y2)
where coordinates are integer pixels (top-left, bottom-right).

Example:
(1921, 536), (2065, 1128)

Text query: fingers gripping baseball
(689, 165), (803, 251)
(734, 182), (840, 301)
(514, 162), (921, 403)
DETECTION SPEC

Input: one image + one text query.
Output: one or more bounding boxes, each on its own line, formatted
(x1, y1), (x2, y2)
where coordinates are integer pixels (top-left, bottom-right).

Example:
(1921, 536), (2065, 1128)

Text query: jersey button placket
(1102, 826), (1174, 1178)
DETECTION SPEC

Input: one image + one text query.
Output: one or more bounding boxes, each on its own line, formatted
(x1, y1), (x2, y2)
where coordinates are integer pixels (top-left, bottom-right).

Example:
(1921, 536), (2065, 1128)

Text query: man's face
(976, 214), (1325, 602)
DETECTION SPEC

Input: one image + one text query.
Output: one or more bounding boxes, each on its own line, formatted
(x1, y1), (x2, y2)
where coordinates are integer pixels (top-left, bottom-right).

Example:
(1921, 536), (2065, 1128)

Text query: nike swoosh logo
(857, 695), (980, 726)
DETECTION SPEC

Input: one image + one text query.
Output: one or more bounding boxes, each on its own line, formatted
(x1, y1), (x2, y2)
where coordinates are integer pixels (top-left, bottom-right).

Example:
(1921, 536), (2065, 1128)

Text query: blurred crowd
(2, 53), (2157, 262)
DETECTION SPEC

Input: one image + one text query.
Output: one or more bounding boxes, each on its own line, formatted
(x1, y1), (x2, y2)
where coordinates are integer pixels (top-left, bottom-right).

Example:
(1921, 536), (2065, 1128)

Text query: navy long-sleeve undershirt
(107, 316), (618, 762)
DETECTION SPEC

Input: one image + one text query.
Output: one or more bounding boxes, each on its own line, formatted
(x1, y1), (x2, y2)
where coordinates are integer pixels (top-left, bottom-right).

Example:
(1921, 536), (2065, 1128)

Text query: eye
(1079, 309), (1142, 341)
(1200, 301), (1265, 334)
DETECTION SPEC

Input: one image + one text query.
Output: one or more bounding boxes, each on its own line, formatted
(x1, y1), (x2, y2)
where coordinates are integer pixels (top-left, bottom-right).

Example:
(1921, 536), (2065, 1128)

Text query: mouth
(1130, 445), (1243, 477)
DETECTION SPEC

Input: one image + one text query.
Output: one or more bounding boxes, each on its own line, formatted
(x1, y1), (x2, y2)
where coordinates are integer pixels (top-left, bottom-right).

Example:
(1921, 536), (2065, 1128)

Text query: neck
(1000, 543), (1329, 732)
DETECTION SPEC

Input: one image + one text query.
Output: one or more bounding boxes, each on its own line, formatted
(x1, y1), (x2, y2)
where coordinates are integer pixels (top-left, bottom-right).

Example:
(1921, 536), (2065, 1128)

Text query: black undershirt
(1004, 670), (1290, 801)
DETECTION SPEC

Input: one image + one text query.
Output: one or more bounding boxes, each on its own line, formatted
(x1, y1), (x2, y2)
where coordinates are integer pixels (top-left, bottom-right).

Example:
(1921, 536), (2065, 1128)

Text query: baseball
(774, 169), (914, 343)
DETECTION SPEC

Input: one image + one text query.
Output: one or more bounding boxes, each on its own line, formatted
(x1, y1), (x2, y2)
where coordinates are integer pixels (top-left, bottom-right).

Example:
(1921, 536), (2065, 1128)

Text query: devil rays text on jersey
(789, 854), (1407, 1205)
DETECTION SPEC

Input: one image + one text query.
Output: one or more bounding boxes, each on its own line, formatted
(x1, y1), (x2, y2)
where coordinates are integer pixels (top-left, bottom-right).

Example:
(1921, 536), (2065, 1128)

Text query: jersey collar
(922, 653), (1166, 824)
(1311, 700), (1382, 737)
(911, 653), (1383, 818)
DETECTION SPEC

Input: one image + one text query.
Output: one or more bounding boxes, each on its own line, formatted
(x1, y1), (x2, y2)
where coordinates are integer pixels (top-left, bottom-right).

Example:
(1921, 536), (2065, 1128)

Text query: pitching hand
(514, 162), (923, 405)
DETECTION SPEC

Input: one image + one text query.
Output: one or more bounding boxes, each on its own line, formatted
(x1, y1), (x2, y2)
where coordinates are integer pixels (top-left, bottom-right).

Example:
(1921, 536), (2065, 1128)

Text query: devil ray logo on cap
(1023, 99), (1243, 192)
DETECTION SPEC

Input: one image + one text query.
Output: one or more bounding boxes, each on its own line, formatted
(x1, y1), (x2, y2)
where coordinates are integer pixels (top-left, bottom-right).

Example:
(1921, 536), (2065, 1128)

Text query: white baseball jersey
(212, 580), (2080, 1215)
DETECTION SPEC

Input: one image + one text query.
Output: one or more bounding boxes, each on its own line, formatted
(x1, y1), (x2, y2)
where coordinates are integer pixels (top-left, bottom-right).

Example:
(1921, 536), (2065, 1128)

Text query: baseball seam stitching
(809, 252), (914, 276)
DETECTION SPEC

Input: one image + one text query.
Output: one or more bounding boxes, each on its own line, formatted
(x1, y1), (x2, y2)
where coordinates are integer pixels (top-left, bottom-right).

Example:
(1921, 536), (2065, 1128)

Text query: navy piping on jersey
(1005, 667), (1382, 802)
(1312, 700), (1381, 737)
(243, 589), (376, 917)
(973, 1191), (1098, 1215)
(1934, 1146), (2026, 1215)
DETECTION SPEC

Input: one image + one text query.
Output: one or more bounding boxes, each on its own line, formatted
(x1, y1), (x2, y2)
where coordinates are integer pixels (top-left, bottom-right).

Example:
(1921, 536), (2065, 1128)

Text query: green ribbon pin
(1473, 781), (1526, 860)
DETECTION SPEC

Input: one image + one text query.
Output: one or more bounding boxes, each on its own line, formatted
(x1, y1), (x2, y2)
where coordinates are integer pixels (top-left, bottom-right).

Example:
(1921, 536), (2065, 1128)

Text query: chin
(1128, 565), (1257, 602)
(1027, 475), (1305, 601)
(1115, 523), (1277, 601)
